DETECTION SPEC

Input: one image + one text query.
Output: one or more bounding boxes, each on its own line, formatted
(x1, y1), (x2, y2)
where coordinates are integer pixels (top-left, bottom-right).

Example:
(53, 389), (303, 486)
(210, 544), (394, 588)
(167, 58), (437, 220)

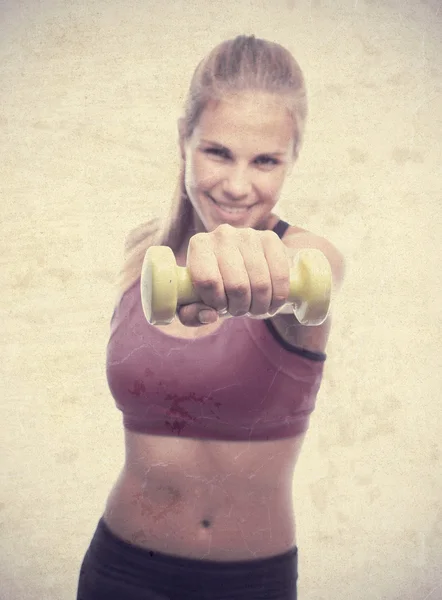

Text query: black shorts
(76, 517), (298, 600)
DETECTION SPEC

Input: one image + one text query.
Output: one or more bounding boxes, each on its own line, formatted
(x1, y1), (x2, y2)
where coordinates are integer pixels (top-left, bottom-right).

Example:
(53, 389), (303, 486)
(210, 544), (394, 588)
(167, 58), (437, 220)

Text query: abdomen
(103, 430), (306, 560)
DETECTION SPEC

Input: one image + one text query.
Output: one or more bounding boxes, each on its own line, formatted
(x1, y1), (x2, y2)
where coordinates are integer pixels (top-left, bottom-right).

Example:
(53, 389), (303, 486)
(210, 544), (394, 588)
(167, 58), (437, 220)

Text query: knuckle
(214, 223), (234, 238)
(262, 229), (279, 242)
(227, 283), (249, 298)
(190, 274), (226, 308)
(251, 280), (271, 295)
(194, 277), (220, 293)
(273, 273), (290, 292)
(189, 232), (204, 244)
(238, 227), (255, 241)
(188, 232), (208, 250)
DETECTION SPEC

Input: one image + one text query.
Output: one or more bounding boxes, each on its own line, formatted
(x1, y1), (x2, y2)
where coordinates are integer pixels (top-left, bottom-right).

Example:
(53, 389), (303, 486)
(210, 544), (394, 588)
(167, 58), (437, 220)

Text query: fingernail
(198, 310), (217, 324)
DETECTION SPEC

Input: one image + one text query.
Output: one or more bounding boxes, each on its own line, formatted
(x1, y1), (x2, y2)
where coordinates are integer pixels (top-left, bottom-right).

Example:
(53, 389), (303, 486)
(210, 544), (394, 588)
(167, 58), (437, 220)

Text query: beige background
(1, 0), (441, 599)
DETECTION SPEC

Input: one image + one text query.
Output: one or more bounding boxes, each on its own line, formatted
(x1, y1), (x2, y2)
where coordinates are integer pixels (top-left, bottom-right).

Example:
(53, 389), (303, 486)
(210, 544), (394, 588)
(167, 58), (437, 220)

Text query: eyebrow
(200, 140), (287, 157)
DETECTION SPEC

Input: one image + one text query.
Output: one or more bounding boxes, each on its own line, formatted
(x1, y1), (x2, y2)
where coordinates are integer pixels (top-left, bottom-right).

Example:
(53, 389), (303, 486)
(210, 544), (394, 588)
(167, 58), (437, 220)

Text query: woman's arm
(275, 231), (346, 318)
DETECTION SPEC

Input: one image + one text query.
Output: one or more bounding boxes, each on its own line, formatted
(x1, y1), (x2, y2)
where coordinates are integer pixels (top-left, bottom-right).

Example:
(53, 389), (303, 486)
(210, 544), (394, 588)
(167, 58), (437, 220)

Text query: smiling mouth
(209, 196), (254, 214)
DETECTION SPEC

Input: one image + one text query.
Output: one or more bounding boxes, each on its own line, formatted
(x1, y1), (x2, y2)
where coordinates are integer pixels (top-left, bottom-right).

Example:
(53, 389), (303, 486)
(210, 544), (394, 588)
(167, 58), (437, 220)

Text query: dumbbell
(140, 246), (332, 326)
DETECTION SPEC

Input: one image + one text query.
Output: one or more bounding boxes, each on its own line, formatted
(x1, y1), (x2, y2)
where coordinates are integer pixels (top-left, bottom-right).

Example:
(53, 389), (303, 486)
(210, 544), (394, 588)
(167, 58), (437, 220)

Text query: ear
(286, 157), (296, 176)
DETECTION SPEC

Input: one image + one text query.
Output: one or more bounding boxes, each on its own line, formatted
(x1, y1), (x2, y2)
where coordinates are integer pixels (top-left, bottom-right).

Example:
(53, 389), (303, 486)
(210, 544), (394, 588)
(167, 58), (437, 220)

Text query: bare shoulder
(124, 218), (162, 255)
(269, 225), (346, 352)
(114, 218), (162, 306)
(282, 225), (346, 290)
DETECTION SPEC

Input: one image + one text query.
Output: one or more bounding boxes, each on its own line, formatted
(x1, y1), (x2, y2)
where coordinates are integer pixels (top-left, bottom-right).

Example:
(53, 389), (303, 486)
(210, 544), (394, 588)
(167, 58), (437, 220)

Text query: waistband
(87, 516), (298, 598)
(96, 516), (298, 570)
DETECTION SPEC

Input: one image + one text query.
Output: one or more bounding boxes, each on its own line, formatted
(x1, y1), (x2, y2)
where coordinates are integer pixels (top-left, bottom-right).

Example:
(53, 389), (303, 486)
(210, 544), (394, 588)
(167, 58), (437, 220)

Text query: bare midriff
(103, 430), (307, 561)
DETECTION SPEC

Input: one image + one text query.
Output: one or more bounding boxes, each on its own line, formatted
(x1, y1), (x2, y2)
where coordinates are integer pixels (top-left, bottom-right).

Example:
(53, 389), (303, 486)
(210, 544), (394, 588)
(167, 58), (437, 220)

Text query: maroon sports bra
(106, 221), (326, 441)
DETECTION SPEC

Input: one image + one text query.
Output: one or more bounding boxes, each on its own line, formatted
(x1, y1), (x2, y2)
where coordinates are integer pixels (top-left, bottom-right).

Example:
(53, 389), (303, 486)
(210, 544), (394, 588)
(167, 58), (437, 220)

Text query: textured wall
(1, 1), (441, 598)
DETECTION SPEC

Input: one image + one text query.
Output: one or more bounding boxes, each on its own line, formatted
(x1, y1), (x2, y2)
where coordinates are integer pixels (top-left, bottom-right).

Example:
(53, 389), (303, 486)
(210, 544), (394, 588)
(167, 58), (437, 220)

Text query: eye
(204, 147), (230, 159)
(255, 156), (279, 166)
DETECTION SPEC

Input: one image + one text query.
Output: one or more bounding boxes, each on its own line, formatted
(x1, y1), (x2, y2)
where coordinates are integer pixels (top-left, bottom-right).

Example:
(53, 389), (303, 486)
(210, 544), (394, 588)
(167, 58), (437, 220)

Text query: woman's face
(180, 92), (296, 233)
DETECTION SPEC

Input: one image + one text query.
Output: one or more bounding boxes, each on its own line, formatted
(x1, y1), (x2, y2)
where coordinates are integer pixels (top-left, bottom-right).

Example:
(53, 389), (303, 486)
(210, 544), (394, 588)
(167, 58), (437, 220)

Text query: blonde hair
(117, 35), (308, 297)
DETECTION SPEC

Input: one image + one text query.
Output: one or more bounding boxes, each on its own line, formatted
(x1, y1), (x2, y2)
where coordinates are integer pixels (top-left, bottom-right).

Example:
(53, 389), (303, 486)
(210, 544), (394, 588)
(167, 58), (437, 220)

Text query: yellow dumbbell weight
(141, 246), (332, 326)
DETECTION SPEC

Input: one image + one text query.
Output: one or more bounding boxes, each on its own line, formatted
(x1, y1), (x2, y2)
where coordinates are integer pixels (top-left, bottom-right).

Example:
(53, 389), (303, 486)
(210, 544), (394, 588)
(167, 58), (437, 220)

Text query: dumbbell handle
(141, 245), (331, 326)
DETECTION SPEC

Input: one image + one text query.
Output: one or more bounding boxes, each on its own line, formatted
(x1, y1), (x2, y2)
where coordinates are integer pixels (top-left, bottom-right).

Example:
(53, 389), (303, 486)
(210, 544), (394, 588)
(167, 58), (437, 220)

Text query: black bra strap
(264, 319), (327, 361)
(272, 219), (291, 239)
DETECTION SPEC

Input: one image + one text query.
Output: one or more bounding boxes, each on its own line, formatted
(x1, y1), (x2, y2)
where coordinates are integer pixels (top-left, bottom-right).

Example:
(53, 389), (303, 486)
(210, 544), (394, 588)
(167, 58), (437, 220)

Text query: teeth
(214, 200), (249, 213)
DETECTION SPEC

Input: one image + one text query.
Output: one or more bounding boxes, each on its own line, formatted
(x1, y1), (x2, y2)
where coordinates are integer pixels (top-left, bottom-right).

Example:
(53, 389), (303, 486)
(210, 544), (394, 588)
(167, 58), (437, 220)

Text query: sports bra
(106, 220), (326, 441)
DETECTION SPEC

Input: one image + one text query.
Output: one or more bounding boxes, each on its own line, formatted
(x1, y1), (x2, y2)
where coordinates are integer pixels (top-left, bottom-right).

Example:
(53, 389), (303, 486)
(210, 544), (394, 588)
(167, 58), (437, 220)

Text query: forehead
(193, 92), (294, 154)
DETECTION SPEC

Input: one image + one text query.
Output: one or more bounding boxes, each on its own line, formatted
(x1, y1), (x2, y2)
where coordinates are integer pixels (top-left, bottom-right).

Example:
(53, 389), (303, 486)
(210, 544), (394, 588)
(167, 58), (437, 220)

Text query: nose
(221, 164), (252, 200)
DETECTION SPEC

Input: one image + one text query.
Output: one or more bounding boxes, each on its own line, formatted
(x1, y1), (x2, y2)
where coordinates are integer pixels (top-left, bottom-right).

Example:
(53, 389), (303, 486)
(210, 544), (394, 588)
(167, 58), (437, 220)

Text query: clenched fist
(177, 224), (292, 327)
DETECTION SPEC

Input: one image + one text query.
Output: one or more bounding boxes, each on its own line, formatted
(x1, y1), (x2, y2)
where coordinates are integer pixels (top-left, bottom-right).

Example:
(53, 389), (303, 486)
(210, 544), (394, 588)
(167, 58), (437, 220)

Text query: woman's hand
(176, 224), (291, 327)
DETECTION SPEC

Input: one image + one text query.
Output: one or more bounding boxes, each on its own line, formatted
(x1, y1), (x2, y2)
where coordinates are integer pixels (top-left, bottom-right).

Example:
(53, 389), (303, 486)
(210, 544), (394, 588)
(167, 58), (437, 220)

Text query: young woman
(76, 35), (345, 600)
